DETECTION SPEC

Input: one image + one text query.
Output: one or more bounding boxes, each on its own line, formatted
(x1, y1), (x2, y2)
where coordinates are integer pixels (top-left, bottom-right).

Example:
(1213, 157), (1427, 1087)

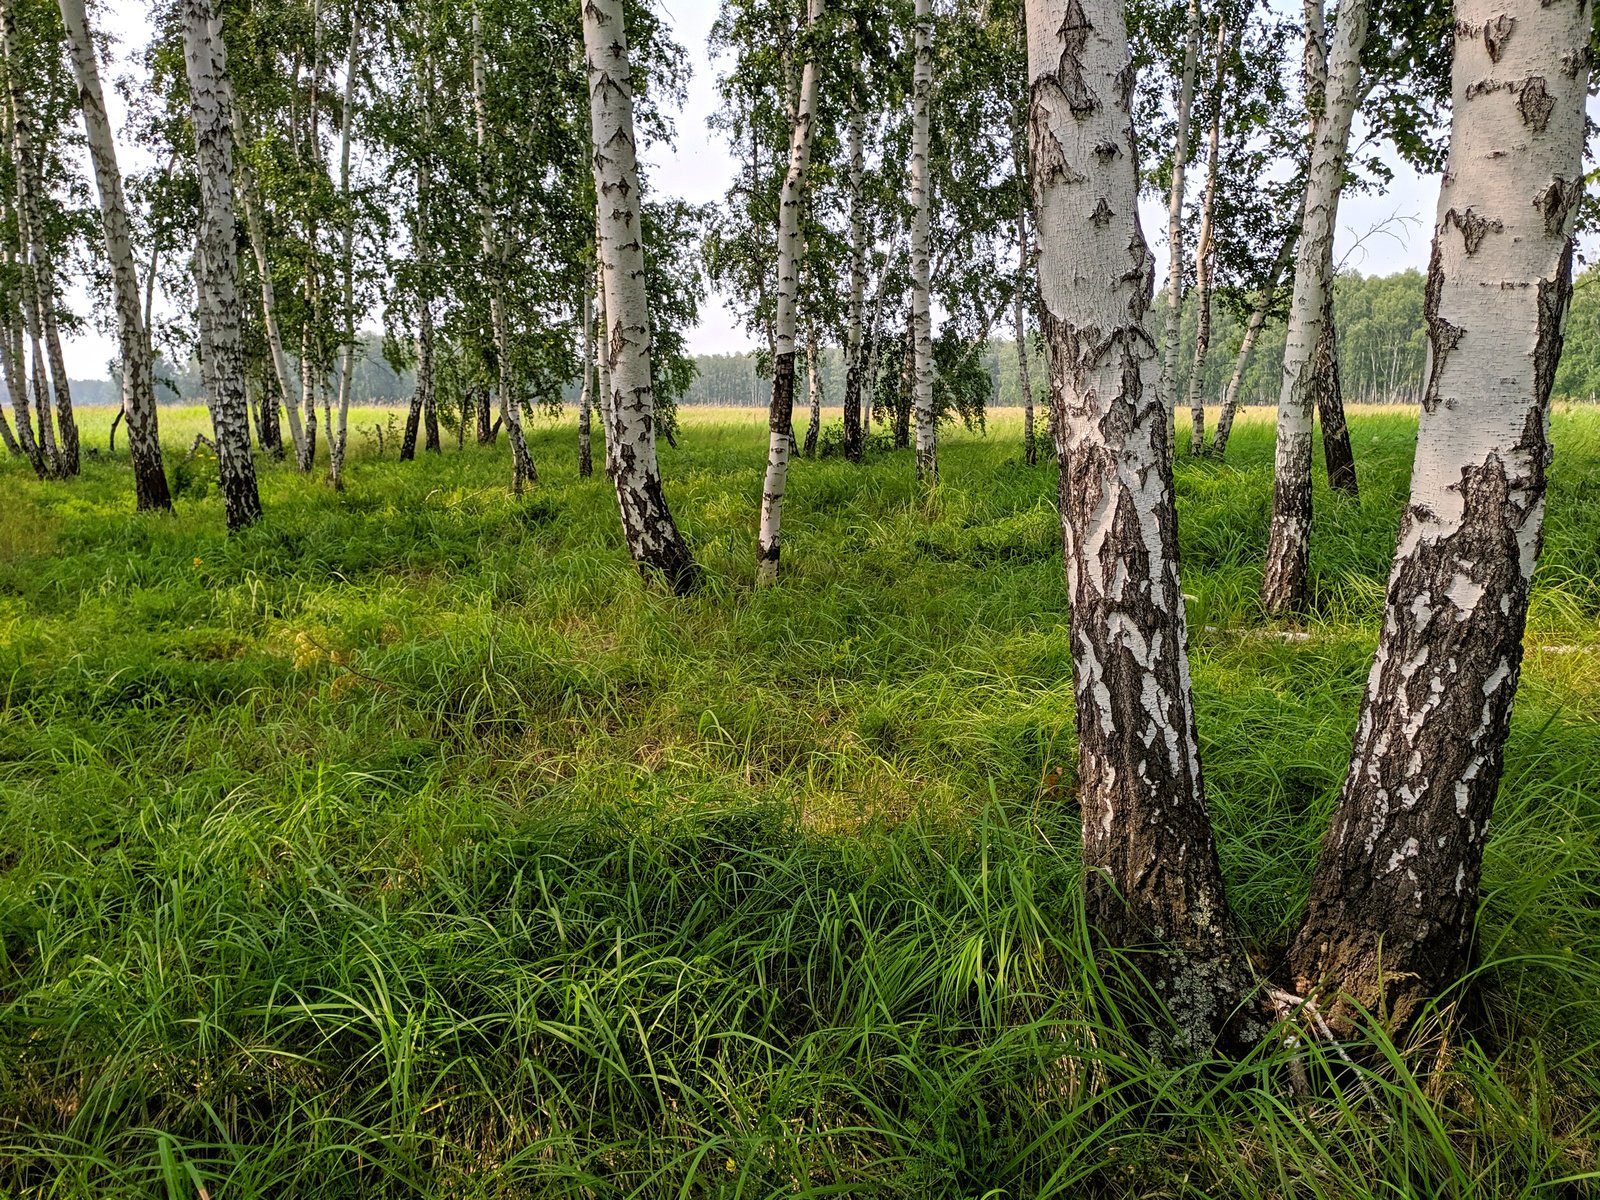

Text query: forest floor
(2, 404), (1599, 1197)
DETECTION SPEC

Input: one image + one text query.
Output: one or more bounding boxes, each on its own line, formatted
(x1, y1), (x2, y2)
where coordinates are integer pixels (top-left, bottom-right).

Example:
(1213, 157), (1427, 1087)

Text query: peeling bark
(756, 0), (823, 584)
(181, 0), (262, 531)
(1287, 0), (1588, 1034)
(584, 0), (699, 594)
(1028, 0), (1252, 1048)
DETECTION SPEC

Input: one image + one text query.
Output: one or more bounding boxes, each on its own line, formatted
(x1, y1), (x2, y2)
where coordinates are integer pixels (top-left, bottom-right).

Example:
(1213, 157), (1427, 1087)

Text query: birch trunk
(755, 0), (823, 584)
(1211, 230), (1292, 456)
(299, 0), (321, 472)
(584, 0), (699, 594)
(233, 118), (306, 463)
(59, 0), (169, 510)
(842, 88), (865, 463)
(596, 256), (615, 479)
(909, 0), (936, 483)
(1260, 0), (1366, 614)
(802, 322), (821, 457)
(1028, 0), (1251, 1047)
(473, 7), (534, 491)
(0, 321), (41, 475)
(578, 286), (594, 477)
(1184, 20), (1226, 457)
(3, 0), (77, 476)
(1157, 0), (1202, 457)
(1313, 254), (1358, 494)
(29, 337), (59, 471)
(330, 9), (360, 492)
(1285, 0), (1588, 1034)
(181, 0), (262, 531)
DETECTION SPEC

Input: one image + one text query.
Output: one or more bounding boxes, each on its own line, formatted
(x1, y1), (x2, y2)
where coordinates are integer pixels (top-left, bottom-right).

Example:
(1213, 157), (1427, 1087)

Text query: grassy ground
(1, 403), (1598, 1197)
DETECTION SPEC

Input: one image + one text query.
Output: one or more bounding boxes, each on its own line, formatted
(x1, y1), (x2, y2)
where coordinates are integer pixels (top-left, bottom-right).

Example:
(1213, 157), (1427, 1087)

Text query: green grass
(1, 402), (1599, 1197)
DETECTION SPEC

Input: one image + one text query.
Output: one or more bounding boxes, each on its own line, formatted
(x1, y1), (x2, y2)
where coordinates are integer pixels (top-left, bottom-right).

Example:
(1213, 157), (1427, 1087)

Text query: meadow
(1, 403), (1598, 1197)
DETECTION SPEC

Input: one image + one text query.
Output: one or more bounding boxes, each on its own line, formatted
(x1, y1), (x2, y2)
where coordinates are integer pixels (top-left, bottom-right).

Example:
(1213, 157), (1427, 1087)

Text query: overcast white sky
(59, 0), (1440, 378)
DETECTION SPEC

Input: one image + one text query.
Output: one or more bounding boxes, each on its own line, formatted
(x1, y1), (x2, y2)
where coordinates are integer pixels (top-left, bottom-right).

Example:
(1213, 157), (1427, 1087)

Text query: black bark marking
(1029, 91), (1084, 184)
(1090, 198), (1114, 227)
(1514, 75), (1554, 131)
(1422, 241), (1465, 415)
(1532, 244), (1573, 411)
(1534, 177), (1582, 237)
(1443, 207), (1502, 256)
(1483, 13), (1515, 62)
(1054, 0), (1097, 116)
(1093, 139), (1120, 162)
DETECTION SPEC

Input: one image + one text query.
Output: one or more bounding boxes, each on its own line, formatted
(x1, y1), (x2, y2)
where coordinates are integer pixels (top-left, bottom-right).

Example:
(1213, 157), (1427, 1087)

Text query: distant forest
(68, 268), (1600, 410)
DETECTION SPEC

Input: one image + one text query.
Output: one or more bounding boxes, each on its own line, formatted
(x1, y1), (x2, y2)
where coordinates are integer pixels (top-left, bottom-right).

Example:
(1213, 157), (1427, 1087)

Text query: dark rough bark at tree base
(1314, 288), (1358, 497)
(476, 387), (494, 444)
(758, 349), (798, 573)
(843, 363), (863, 462)
(1261, 443), (1313, 614)
(400, 394), (422, 461)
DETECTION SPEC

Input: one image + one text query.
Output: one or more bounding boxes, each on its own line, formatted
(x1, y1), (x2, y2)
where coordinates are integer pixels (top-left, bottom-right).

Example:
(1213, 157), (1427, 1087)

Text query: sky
(58, 0), (1442, 379)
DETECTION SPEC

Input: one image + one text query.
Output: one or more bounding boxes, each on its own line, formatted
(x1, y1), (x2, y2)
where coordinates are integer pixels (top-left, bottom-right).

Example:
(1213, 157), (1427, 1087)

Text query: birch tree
(182, 0), (262, 531)
(328, 6), (360, 492)
(1259, 0), (1366, 614)
(58, 0), (170, 510)
(1028, 0), (1250, 1045)
(584, 0), (700, 595)
(909, 0), (935, 483)
(1182, 16), (1226, 457)
(1285, 0), (1588, 1032)
(755, 0), (822, 585)
(1156, 0), (1201, 455)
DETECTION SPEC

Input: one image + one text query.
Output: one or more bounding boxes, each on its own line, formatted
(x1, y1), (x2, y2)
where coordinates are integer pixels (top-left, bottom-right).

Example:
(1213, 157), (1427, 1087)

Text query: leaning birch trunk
(802, 322), (821, 457)
(473, 7), (535, 492)
(1260, 0), (1366, 614)
(329, 10), (360, 492)
(755, 0), (823, 584)
(3, 0), (77, 476)
(1211, 230), (1293, 456)
(59, 0), (169, 510)
(584, 0), (699, 594)
(1027, 0), (1251, 1048)
(1184, 21), (1226, 457)
(909, 0), (936, 483)
(29, 339), (60, 471)
(181, 0), (262, 531)
(233, 119), (306, 463)
(578, 286), (594, 477)
(1157, 0), (1202, 456)
(1286, 0), (1588, 1033)
(842, 87), (865, 463)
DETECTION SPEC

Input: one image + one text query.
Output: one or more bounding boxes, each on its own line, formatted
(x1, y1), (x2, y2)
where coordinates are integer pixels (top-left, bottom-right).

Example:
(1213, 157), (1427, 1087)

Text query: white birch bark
(473, 5), (535, 492)
(842, 88), (866, 461)
(1184, 20), (1226, 457)
(58, 0), (169, 509)
(584, 0), (699, 593)
(3, 0), (77, 475)
(330, 8), (360, 491)
(181, 0), (261, 530)
(1288, 0), (1588, 1031)
(232, 116), (306, 463)
(1157, 0), (1202, 456)
(0, 316), (41, 475)
(1028, 0), (1250, 1046)
(755, 0), (823, 584)
(1260, 0), (1367, 613)
(909, 0), (936, 482)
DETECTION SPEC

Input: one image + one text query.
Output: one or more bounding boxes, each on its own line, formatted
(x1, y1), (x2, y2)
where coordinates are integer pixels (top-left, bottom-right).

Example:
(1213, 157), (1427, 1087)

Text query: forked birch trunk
(584, 0), (699, 594)
(756, 0), (823, 584)
(1027, 0), (1251, 1048)
(59, 0), (169, 509)
(1312, 253), (1358, 495)
(181, 0), (262, 531)
(1261, 0), (1366, 614)
(909, 0), (936, 483)
(1286, 0), (1589, 1034)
